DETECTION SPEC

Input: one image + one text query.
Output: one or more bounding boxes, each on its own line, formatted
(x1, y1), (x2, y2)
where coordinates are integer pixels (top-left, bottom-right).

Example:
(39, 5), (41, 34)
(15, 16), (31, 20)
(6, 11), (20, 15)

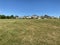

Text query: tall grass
(0, 19), (60, 45)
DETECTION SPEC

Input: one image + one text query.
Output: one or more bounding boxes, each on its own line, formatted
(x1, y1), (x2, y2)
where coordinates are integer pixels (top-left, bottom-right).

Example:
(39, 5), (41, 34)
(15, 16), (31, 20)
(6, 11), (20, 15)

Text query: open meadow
(0, 19), (60, 45)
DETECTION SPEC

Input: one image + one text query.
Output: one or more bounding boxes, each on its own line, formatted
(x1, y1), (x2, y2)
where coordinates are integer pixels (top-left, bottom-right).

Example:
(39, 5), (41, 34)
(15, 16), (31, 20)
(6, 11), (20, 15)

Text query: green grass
(0, 19), (60, 45)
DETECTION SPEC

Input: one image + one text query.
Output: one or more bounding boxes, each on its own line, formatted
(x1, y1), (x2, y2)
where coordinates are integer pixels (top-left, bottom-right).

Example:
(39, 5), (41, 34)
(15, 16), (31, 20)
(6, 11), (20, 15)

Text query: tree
(6, 16), (10, 19)
(15, 15), (19, 19)
(10, 15), (15, 19)
(44, 15), (52, 19)
(0, 15), (6, 19)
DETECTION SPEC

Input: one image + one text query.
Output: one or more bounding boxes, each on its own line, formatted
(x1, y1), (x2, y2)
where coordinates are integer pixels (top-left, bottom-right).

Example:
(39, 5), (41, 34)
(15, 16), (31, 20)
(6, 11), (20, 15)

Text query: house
(26, 16), (31, 19)
(22, 16), (31, 19)
(15, 16), (19, 19)
(38, 16), (41, 19)
(31, 15), (38, 19)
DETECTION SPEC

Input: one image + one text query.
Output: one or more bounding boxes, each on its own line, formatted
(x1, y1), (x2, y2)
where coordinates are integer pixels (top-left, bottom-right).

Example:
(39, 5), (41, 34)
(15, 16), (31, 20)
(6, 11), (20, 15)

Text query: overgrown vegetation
(0, 19), (60, 45)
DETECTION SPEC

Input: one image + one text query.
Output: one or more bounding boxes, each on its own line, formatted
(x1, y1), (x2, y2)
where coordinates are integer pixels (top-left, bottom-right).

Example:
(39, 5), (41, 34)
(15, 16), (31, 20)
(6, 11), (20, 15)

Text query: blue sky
(0, 0), (60, 17)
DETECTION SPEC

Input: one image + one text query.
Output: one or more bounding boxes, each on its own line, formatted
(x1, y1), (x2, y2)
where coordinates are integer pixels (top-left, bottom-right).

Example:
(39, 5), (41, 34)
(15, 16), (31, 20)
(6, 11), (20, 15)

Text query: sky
(0, 0), (60, 17)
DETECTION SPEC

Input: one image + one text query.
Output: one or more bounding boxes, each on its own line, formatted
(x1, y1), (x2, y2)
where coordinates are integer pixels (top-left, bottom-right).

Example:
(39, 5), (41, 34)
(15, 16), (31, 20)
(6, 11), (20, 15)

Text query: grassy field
(0, 19), (60, 45)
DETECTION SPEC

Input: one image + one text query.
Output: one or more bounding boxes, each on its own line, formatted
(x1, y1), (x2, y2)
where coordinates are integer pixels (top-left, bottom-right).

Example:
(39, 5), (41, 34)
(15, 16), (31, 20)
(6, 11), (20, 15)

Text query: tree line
(0, 14), (59, 19)
(0, 15), (18, 19)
